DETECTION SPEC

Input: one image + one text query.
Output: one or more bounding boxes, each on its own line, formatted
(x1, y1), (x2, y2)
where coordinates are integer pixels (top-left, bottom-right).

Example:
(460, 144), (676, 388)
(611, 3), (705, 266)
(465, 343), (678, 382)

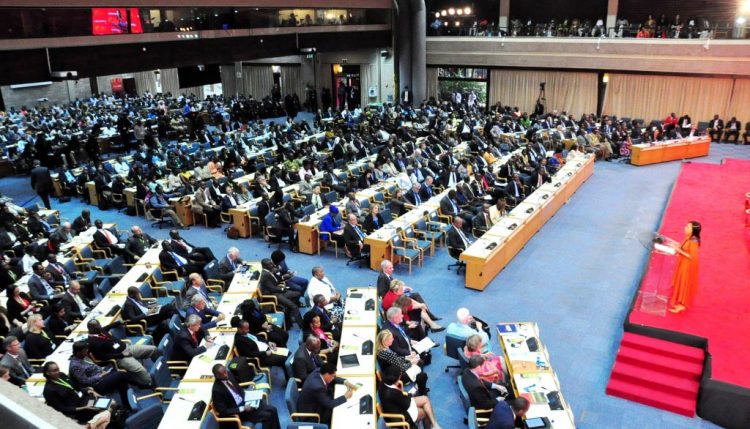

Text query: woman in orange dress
(669, 221), (701, 313)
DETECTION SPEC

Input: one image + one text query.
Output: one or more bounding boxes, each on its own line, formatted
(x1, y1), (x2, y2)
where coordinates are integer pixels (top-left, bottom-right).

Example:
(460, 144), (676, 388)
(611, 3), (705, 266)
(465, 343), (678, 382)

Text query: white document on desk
(406, 365), (422, 382)
(244, 389), (264, 408)
(412, 337), (436, 354)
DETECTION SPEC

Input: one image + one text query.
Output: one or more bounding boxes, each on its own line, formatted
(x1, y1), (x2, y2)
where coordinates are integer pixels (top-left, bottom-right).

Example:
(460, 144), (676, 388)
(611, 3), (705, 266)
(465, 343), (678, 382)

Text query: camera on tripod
(539, 82), (546, 91)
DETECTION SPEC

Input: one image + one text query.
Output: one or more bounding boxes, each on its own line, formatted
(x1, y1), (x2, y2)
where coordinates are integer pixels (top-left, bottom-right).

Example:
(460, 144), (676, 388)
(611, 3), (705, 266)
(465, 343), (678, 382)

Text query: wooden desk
(182, 332), (236, 381)
(158, 382), (214, 429)
(342, 287), (378, 327)
(461, 156), (594, 290)
(229, 206), (253, 238)
(330, 375), (377, 429)
(171, 196), (194, 226)
(86, 181), (99, 206)
(497, 322), (575, 429)
(630, 136), (710, 166)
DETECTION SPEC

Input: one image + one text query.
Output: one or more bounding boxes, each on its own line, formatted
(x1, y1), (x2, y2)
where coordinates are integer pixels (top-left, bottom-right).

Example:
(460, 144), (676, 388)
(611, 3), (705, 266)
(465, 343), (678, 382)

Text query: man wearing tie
(0, 336), (34, 386)
(405, 183), (423, 207)
(158, 241), (203, 277)
(343, 214), (369, 258)
(419, 176), (435, 200)
(93, 219), (134, 260)
(447, 217), (473, 252)
(708, 114), (724, 142)
(211, 363), (281, 429)
(292, 336), (324, 382)
(28, 262), (64, 302)
(310, 186), (326, 211)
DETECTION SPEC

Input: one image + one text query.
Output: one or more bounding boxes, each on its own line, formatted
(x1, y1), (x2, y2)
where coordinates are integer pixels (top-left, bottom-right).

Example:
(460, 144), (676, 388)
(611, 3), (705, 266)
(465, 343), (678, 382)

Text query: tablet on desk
(339, 354), (360, 368)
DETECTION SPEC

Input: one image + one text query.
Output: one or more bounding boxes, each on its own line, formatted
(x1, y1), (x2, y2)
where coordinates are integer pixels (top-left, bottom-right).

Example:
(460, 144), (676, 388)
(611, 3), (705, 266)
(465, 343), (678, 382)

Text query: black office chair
(345, 240), (369, 268)
(148, 207), (174, 229)
(444, 333), (467, 375)
(447, 245), (466, 275)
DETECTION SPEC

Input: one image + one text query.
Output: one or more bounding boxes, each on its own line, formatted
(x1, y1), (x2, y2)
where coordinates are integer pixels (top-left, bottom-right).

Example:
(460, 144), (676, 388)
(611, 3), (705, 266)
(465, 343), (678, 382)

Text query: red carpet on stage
(628, 159), (750, 388)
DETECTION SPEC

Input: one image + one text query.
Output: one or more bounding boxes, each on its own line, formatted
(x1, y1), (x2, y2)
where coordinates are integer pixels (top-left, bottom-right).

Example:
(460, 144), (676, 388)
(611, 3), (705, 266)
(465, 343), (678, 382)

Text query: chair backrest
(445, 334), (466, 361)
(324, 191), (337, 204)
(96, 278), (113, 300)
(158, 334), (175, 361)
(47, 214), (60, 225)
(204, 260), (220, 281)
(285, 377), (299, 415)
(468, 407), (479, 429)
(414, 218), (427, 230)
(302, 204), (315, 216)
(168, 314), (182, 338)
(285, 353), (295, 381)
(457, 375), (471, 412)
(151, 267), (165, 282)
(402, 226), (416, 239)
(381, 208), (392, 224)
(108, 255), (127, 275)
(200, 408), (220, 429)
(140, 281), (157, 298)
(265, 213), (278, 228)
(77, 246), (95, 259)
(149, 357), (171, 388)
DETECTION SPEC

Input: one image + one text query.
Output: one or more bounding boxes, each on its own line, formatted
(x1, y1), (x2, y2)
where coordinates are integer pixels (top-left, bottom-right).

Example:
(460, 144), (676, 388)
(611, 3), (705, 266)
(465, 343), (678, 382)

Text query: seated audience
(379, 365), (441, 429)
(296, 362), (357, 426)
(462, 355), (508, 410)
(376, 330), (429, 396)
(211, 363), (281, 429)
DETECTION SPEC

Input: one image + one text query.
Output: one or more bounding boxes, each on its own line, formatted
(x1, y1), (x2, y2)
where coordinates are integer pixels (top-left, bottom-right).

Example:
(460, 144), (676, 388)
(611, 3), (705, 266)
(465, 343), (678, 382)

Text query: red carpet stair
(606, 332), (705, 417)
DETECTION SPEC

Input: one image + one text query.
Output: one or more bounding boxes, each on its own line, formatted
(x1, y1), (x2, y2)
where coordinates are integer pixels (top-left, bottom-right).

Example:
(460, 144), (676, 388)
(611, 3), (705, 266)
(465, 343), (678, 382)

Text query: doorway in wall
(331, 64), (361, 110)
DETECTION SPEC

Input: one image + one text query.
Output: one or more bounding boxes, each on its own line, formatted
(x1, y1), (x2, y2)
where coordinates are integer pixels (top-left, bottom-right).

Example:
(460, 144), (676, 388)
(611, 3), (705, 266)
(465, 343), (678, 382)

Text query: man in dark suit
(441, 191), (473, 230)
(708, 114), (724, 142)
(419, 176), (436, 200)
(377, 259), (395, 297)
(259, 259), (302, 327)
(60, 281), (93, 321)
(173, 314), (213, 362)
(28, 262), (64, 302)
(158, 241), (203, 277)
(71, 209), (92, 234)
(234, 320), (287, 372)
(310, 294), (341, 340)
(462, 355), (508, 410)
(447, 217), (472, 253)
(45, 253), (74, 288)
(384, 306), (424, 359)
(86, 319), (156, 387)
(169, 229), (215, 264)
(217, 246), (242, 285)
(473, 204), (493, 235)
(30, 160), (53, 209)
(126, 225), (156, 260)
(122, 286), (174, 342)
(48, 222), (74, 254)
(292, 335), (324, 382)
(211, 363), (281, 429)
(486, 397), (530, 429)
(296, 362), (356, 426)
(342, 213), (369, 258)
(0, 336), (33, 386)
(405, 183), (423, 207)
(725, 116), (741, 142)
(92, 219), (133, 259)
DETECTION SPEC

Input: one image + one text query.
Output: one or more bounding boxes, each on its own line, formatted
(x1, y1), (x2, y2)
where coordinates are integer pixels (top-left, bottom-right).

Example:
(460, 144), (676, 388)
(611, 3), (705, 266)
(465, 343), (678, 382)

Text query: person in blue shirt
(319, 205), (345, 246)
(148, 185), (187, 229)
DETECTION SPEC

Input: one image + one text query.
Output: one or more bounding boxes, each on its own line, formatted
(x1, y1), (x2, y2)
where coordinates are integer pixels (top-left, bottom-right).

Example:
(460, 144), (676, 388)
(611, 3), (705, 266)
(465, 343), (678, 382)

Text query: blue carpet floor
(6, 142), (749, 428)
